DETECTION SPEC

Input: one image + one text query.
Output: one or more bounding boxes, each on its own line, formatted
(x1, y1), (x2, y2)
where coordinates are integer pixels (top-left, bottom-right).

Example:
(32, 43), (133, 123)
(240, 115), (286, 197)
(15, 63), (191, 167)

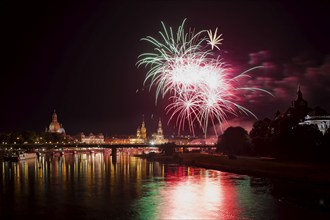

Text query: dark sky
(2, 0), (330, 136)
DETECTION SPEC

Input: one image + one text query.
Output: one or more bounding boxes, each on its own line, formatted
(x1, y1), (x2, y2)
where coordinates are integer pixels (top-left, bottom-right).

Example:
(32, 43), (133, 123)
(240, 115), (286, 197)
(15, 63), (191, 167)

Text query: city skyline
(2, 1), (330, 135)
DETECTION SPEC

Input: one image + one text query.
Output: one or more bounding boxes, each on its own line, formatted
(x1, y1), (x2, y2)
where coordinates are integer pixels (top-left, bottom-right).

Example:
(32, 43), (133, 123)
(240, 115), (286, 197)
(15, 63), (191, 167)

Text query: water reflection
(158, 168), (227, 219)
(0, 153), (329, 220)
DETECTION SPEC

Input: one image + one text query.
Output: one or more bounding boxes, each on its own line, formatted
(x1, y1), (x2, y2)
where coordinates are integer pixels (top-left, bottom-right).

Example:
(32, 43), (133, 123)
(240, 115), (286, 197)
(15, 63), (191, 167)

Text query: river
(0, 152), (329, 219)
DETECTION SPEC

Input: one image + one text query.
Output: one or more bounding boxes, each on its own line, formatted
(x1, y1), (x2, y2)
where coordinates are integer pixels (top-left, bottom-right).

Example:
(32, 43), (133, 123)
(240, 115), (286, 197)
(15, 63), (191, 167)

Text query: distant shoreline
(135, 153), (330, 185)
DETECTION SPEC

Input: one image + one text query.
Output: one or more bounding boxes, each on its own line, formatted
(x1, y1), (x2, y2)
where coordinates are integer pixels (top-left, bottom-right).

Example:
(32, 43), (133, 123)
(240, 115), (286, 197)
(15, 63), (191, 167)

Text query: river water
(0, 152), (329, 219)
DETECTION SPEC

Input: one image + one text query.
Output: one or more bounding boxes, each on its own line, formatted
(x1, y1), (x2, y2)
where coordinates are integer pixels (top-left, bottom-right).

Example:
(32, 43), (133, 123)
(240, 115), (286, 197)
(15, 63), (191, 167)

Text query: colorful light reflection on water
(0, 153), (329, 219)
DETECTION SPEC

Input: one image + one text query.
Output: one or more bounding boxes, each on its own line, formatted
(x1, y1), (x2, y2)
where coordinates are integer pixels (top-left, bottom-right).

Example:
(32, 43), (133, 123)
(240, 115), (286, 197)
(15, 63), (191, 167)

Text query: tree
(22, 131), (37, 143)
(10, 132), (23, 144)
(159, 143), (176, 156)
(319, 128), (330, 162)
(286, 124), (322, 160)
(0, 133), (10, 144)
(217, 126), (251, 156)
(52, 133), (66, 143)
(268, 115), (291, 157)
(44, 132), (54, 143)
(249, 118), (271, 155)
(250, 118), (271, 138)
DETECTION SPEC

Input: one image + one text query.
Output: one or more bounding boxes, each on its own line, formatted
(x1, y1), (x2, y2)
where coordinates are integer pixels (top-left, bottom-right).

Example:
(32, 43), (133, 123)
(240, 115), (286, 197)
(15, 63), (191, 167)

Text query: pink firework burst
(137, 19), (271, 136)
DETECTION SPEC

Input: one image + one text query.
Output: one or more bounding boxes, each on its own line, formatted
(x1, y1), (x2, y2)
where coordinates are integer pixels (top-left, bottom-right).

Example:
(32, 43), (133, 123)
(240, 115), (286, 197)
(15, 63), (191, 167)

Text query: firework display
(137, 19), (271, 136)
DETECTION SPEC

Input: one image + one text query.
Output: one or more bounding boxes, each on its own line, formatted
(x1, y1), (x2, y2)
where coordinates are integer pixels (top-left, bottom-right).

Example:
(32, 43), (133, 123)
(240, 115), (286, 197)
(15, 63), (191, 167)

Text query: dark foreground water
(1, 153), (329, 220)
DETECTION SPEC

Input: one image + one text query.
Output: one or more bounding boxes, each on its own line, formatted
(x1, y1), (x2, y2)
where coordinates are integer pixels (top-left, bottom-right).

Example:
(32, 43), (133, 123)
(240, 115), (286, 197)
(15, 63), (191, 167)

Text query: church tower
(289, 85), (310, 122)
(292, 85), (308, 109)
(157, 118), (163, 136)
(150, 118), (167, 144)
(141, 119), (147, 140)
(136, 127), (141, 139)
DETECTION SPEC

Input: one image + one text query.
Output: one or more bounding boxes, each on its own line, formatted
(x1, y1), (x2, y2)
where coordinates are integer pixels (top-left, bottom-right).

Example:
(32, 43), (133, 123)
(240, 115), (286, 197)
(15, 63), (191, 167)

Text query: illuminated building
(47, 110), (65, 134)
(291, 87), (330, 134)
(299, 112), (330, 135)
(150, 118), (168, 145)
(106, 135), (131, 144)
(273, 86), (330, 135)
(78, 132), (104, 144)
(129, 137), (145, 144)
(132, 118), (147, 144)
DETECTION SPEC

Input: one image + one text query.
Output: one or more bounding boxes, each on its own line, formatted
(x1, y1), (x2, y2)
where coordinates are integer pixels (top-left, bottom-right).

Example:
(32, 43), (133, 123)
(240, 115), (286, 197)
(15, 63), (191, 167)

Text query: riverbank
(135, 152), (330, 185)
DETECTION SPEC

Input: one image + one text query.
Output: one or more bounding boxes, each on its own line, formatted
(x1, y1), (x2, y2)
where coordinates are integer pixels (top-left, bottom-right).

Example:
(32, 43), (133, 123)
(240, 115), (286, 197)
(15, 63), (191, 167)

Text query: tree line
(0, 131), (67, 144)
(217, 118), (330, 162)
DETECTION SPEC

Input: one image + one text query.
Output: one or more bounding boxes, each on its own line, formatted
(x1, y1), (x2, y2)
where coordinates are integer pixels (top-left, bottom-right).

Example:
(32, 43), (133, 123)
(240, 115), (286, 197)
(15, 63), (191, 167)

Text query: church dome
(49, 122), (61, 132)
(48, 110), (64, 133)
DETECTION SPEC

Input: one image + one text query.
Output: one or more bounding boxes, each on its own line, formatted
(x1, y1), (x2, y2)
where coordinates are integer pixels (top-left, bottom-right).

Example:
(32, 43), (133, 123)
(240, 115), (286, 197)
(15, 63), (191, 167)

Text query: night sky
(2, 0), (330, 137)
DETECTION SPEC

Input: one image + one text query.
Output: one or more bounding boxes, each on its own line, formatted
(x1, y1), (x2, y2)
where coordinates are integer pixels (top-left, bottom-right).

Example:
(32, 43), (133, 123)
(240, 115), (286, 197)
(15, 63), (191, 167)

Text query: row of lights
(1, 141), (77, 145)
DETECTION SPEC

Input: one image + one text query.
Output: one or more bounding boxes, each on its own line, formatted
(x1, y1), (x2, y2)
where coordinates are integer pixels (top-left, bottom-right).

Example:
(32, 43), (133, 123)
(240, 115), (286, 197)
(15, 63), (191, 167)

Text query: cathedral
(150, 118), (168, 145)
(131, 117), (147, 144)
(137, 119), (147, 141)
(131, 117), (167, 144)
(47, 110), (65, 134)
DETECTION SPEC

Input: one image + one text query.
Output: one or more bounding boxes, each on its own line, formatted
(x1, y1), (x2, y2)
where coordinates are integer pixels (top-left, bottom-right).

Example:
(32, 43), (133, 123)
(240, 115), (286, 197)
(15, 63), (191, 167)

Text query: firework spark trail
(137, 19), (271, 136)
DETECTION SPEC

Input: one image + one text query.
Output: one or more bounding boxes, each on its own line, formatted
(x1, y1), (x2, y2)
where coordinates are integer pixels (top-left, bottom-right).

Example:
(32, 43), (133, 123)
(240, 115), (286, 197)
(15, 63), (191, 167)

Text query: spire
(136, 127), (141, 138)
(292, 85), (308, 109)
(141, 114), (146, 128)
(157, 118), (163, 135)
(297, 84), (303, 100)
(140, 114), (147, 140)
(159, 118), (162, 126)
(52, 109), (58, 122)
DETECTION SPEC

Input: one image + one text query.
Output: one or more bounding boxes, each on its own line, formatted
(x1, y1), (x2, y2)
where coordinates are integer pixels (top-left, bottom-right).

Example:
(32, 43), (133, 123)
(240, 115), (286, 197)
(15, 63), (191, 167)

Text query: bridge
(0, 143), (153, 149)
(0, 143), (215, 150)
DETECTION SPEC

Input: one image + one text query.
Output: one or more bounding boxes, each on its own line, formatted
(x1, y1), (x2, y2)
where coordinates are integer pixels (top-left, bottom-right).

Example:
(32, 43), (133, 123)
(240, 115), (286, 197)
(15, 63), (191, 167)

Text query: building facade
(299, 115), (330, 135)
(78, 132), (105, 144)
